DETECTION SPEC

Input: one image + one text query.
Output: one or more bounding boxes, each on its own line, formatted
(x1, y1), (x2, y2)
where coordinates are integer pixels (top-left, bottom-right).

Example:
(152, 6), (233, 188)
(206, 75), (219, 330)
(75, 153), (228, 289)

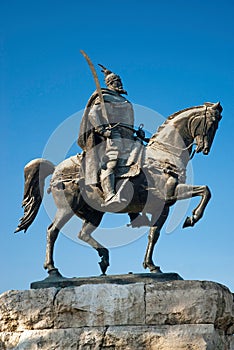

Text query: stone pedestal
(0, 279), (233, 349)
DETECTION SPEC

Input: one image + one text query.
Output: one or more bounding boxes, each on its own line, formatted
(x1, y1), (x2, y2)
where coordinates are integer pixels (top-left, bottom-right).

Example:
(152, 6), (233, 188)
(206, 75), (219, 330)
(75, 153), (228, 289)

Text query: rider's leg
(100, 136), (120, 204)
(100, 159), (118, 203)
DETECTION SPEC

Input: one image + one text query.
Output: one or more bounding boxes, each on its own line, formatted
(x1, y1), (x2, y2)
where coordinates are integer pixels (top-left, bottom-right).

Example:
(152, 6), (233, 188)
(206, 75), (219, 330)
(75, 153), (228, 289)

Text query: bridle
(149, 105), (211, 161)
(189, 105), (208, 159)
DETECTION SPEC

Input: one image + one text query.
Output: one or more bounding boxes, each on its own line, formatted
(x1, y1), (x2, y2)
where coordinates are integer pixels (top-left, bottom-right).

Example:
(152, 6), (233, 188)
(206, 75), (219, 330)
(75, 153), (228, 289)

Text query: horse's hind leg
(44, 208), (73, 274)
(78, 218), (109, 275)
(143, 206), (169, 273)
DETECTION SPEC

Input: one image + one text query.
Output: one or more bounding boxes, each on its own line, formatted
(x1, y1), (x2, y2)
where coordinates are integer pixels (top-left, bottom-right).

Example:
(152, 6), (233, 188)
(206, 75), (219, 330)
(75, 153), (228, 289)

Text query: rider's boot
(102, 173), (116, 203)
(101, 173), (126, 208)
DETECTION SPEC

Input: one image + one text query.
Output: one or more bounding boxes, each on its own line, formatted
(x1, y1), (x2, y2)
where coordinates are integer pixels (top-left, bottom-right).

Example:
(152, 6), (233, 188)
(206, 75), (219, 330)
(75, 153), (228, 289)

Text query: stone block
(0, 332), (21, 350)
(12, 328), (105, 350)
(103, 324), (228, 350)
(54, 283), (145, 328)
(146, 280), (234, 330)
(0, 288), (57, 332)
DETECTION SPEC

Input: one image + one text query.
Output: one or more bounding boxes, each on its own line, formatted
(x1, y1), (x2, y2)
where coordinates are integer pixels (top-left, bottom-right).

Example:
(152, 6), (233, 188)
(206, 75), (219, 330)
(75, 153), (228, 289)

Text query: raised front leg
(143, 206), (169, 273)
(172, 184), (211, 228)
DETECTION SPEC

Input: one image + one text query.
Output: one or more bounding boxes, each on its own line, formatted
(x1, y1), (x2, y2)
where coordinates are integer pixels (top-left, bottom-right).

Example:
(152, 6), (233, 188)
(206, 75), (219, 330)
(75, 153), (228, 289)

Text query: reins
(189, 106), (208, 159)
(149, 105), (209, 161)
(149, 140), (196, 159)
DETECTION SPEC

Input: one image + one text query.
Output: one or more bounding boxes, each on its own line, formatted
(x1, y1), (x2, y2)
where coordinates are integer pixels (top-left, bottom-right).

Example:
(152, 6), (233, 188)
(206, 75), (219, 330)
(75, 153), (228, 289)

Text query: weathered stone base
(0, 280), (233, 349)
(1, 325), (233, 350)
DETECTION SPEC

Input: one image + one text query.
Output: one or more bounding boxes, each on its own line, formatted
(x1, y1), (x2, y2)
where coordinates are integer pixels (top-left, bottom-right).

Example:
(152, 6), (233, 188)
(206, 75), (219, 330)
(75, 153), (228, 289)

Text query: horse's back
(51, 154), (82, 185)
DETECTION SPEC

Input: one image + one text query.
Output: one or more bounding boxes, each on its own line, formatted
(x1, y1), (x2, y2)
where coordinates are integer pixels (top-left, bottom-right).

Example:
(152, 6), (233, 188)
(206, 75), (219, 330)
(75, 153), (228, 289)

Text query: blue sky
(1, 0), (234, 294)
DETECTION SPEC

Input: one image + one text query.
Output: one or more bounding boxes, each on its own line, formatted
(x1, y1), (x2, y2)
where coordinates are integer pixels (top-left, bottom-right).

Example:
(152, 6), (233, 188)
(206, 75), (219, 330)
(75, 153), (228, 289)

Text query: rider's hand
(102, 129), (111, 138)
(136, 128), (145, 139)
(96, 126), (111, 138)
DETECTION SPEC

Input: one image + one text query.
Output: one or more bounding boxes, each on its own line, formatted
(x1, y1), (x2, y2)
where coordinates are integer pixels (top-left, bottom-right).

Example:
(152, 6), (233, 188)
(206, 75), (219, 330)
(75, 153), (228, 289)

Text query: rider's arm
(88, 103), (104, 129)
(89, 103), (111, 138)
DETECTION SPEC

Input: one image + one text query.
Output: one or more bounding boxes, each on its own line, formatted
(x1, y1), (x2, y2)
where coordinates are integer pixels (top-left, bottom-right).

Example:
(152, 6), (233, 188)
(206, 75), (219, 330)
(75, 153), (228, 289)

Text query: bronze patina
(15, 54), (222, 277)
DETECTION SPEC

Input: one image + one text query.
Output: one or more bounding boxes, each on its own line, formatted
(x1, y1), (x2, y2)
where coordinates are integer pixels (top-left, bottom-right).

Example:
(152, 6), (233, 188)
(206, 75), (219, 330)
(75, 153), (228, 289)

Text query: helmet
(98, 64), (122, 86)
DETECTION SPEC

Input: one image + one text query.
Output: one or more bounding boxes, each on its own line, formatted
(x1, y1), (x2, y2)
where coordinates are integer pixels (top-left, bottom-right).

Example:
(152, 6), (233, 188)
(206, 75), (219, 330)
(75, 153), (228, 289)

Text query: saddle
(49, 142), (144, 201)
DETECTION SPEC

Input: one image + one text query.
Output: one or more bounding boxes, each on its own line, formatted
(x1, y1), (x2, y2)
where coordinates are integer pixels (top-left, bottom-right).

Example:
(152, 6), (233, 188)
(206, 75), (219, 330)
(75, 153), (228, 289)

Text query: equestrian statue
(15, 52), (222, 276)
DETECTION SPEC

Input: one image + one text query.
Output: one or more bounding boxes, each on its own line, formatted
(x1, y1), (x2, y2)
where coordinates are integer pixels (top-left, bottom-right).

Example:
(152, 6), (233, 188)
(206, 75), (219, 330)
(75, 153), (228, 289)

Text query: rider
(78, 64), (149, 225)
(79, 65), (132, 204)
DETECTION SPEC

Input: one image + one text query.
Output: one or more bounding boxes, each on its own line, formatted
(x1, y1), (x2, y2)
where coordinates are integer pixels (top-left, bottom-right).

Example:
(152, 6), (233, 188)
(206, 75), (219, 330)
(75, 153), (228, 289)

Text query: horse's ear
(212, 101), (223, 113)
(211, 102), (220, 109)
(205, 101), (223, 113)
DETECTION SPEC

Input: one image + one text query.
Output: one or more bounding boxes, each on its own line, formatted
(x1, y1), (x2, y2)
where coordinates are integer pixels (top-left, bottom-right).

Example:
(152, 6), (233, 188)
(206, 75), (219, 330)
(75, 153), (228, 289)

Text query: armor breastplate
(104, 100), (134, 126)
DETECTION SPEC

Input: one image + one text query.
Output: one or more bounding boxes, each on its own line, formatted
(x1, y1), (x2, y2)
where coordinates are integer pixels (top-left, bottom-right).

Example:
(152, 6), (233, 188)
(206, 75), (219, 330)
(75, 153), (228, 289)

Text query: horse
(15, 101), (222, 276)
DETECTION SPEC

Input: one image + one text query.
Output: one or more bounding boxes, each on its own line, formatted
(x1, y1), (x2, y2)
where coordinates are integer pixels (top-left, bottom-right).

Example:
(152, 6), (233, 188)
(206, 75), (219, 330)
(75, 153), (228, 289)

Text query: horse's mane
(149, 104), (205, 143)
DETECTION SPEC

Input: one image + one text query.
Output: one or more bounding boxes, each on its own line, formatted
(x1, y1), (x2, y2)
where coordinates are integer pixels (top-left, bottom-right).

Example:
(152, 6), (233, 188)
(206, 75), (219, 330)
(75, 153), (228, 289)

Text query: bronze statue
(15, 65), (222, 277)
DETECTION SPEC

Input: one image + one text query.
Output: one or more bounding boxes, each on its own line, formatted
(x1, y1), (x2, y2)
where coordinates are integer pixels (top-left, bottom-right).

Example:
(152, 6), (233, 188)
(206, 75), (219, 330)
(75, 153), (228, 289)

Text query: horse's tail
(15, 158), (55, 233)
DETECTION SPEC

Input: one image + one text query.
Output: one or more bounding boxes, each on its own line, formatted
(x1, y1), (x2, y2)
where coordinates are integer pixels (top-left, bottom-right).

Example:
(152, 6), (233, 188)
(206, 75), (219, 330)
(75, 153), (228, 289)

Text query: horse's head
(190, 102), (222, 155)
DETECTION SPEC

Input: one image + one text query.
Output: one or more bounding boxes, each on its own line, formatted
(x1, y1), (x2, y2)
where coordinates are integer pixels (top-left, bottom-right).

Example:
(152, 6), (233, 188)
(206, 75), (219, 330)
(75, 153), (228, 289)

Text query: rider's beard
(116, 87), (128, 95)
(108, 83), (128, 95)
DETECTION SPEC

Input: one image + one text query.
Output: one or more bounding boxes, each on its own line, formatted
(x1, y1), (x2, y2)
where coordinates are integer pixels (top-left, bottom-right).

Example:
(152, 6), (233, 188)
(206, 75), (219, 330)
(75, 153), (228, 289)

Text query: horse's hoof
(99, 260), (109, 275)
(150, 266), (162, 273)
(143, 262), (162, 273)
(183, 216), (194, 228)
(97, 248), (109, 260)
(97, 248), (110, 275)
(47, 268), (63, 278)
